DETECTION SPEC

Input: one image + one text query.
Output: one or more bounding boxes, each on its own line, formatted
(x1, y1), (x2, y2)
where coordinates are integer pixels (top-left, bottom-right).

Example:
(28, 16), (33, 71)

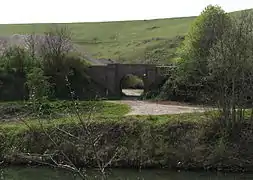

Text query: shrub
(1, 46), (37, 73)
(26, 67), (51, 100)
(0, 47), (34, 101)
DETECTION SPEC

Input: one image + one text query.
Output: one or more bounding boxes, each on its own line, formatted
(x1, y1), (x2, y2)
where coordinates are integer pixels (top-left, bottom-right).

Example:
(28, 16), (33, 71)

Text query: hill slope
(0, 17), (195, 64)
(0, 9), (251, 64)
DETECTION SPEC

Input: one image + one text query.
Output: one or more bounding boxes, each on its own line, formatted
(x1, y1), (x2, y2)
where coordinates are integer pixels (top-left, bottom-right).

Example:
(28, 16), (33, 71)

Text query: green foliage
(177, 5), (231, 84)
(0, 48), (98, 101)
(26, 67), (51, 100)
(0, 47), (33, 101)
(49, 54), (96, 100)
(0, 70), (28, 101)
(1, 113), (253, 171)
(0, 26), (105, 101)
(160, 5), (233, 102)
(0, 46), (41, 101)
(206, 11), (253, 126)
(0, 46), (37, 73)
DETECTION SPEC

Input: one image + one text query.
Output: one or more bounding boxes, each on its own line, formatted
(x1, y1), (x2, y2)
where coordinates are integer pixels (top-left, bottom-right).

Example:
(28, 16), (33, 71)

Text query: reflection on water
(0, 167), (253, 180)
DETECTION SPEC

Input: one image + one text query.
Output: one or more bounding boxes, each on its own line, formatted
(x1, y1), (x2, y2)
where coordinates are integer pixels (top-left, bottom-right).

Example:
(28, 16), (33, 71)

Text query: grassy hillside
(0, 17), (195, 64)
(0, 9), (251, 64)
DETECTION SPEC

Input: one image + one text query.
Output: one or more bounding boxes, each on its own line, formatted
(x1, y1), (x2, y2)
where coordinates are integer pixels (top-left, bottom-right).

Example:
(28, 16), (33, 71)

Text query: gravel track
(108, 100), (205, 116)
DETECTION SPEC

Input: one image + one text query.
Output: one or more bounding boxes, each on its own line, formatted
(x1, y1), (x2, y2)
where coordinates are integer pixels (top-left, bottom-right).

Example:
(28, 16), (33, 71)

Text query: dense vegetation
(0, 27), (108, 101)
(158, 6), (253, 143)
(160, 6), (253, 104)
(2, 113), (253, 173)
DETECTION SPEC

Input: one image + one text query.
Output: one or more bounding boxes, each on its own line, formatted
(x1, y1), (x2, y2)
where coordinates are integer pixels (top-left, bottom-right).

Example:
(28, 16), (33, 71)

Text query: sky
(0, 0), (252, 24)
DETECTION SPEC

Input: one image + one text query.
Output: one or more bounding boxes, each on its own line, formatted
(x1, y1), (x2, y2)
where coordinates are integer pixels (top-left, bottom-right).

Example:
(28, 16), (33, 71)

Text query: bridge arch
(87, 63), (171, 98)
(120, 74), (145, 97)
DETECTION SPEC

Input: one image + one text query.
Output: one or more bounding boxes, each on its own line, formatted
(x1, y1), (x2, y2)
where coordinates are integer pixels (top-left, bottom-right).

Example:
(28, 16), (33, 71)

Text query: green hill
(0, 8), (251, 64)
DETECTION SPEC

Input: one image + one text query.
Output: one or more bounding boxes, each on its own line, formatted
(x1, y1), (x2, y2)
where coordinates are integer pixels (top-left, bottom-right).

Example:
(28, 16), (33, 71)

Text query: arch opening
(120, 74), (144, 98)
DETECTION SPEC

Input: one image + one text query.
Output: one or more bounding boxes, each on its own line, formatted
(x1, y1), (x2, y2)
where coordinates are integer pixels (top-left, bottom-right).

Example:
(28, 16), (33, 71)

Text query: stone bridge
(87, 63), (173, 97)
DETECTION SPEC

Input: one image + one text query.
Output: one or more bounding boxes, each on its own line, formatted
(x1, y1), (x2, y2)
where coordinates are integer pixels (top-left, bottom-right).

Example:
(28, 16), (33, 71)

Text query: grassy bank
(0, 100), (130, 121)
(1, 108), (253, 172)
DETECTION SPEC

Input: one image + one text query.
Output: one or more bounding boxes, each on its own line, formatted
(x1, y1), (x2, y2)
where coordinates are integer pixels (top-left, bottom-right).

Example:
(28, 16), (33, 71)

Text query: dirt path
(108, 100), (205, 115)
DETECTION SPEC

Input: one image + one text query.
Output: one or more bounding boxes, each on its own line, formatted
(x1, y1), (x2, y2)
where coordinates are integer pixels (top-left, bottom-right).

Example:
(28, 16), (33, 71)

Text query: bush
(1, 46), (38, 73)
(0, 47), (103, 101)
(0, 69), (28, 101)
(26, 67), (51, 100)
(0, 46), (41, 101)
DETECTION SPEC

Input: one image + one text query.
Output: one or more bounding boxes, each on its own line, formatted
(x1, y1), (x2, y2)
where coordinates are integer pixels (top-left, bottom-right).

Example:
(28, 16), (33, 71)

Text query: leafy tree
(30, 25), (90, 99)
(164, 5), (232, 102)
(176, 5), (231, 84)
(207, 11), (253, 126)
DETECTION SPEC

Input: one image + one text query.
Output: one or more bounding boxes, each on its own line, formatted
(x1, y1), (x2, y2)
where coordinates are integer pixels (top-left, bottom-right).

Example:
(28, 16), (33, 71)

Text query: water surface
(0, 167), (252, 180)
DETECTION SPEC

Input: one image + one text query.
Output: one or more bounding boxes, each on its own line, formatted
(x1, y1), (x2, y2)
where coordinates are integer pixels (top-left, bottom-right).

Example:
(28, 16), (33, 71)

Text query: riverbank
(1, 107), (253, 172)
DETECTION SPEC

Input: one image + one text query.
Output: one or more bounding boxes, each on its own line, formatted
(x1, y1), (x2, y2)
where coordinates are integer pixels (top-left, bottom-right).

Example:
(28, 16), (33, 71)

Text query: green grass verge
(0, 112), (202, 132)
(0, 100), (131, 121)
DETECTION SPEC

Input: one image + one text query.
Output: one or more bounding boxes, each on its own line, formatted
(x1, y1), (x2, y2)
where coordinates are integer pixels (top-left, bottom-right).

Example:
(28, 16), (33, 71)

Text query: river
(1, 167), (253, 180)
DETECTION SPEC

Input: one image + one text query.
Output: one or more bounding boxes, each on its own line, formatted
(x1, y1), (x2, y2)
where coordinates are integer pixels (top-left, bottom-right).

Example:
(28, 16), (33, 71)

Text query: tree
(40, 25), (73, 63)
(33, 25), (87, 99)
(173, 5), (231, 101)
(25, 32), (42, 61)
(24, 25), (74, 76)
(207, 11), (253, 127)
